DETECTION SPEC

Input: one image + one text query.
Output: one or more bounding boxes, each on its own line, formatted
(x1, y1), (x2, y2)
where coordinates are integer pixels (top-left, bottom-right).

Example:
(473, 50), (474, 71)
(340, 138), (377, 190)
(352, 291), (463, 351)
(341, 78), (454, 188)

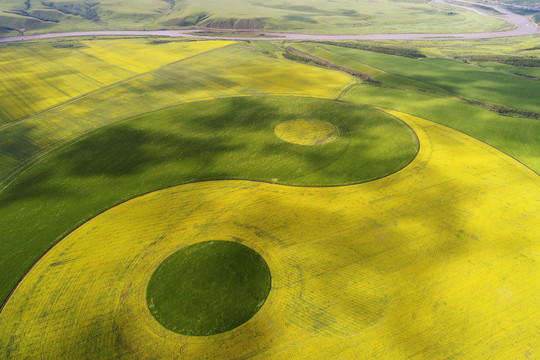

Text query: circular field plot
(274, 119), (341, 146)
(0, 108), (539, 360)
(147, 241), (271, 336)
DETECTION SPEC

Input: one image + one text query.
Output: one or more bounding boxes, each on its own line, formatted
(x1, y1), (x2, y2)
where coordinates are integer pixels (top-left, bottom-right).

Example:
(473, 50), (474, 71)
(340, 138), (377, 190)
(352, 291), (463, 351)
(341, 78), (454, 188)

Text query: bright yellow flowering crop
(0, 40), (234, 123)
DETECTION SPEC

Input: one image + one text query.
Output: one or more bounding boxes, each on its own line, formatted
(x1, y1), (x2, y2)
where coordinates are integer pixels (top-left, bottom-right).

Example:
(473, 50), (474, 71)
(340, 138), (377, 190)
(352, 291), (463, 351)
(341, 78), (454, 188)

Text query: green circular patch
(147, 240), (272, 336)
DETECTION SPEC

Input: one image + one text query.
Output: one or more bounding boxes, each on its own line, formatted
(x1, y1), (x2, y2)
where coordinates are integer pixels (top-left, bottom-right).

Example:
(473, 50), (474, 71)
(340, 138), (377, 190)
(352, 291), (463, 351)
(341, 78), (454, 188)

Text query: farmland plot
(1, 109), (538, 359)
(0, 39), (233, 124)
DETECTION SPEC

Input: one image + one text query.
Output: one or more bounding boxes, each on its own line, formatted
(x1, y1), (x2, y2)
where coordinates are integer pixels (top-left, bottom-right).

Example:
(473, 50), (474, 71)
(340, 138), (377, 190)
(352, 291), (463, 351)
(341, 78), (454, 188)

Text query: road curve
(0, 0), (537, 43)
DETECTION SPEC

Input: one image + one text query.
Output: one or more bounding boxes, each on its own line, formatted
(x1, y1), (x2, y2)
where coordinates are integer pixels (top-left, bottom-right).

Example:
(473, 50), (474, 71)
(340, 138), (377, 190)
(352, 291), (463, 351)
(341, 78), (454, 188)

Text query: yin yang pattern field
(0, 108), (538, 360)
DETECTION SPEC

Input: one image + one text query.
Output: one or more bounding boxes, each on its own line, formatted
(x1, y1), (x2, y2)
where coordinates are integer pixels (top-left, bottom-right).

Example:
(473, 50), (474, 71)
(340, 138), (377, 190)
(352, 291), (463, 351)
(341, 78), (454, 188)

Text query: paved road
(0, 0), (537, 43)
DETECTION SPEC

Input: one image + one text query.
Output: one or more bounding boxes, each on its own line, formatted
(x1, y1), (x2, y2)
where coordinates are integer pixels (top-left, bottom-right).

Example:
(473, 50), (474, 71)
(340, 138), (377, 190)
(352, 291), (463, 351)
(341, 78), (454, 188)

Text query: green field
(147, 240), (272, 336)
(476, 61), (540, 78)
(301, 42), (540, 113)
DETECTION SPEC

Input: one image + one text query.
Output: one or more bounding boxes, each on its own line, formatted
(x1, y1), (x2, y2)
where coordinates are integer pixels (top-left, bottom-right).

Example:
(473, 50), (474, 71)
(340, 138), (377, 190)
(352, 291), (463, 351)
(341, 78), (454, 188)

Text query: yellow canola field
(78, 39), (235, 74)
(1, 110), (539, 359)
(0, 40), (233, 123)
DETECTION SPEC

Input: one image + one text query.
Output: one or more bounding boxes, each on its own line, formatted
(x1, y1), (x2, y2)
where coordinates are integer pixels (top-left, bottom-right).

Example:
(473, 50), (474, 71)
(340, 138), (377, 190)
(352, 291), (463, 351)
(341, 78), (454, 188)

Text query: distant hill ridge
(0, 0), (527, 37)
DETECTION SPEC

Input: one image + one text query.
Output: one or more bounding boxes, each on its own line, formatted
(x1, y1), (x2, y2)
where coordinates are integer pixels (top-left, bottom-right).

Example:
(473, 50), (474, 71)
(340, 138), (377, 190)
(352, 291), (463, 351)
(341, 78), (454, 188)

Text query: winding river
(0, 0), (537, 43)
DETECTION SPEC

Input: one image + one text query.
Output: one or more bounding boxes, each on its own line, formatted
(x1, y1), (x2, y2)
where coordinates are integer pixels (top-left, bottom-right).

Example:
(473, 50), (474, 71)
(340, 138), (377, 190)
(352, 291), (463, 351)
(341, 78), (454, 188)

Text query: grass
(0, 0), (510, 35)
(0, 96), (418, 307)
(1, 110), (538, 359)
(252, 40), (282, 54)
(147, 240), (271, 336)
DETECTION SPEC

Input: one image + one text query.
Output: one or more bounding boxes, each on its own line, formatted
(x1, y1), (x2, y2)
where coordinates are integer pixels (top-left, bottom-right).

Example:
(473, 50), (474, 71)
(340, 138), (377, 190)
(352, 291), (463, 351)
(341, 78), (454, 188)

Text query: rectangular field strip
(0, 39), (234, 125)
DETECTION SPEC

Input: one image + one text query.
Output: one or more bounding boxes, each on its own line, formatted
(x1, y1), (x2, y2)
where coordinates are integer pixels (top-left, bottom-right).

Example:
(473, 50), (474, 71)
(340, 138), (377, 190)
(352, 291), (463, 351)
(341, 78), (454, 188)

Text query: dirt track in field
(287, 47), (373, 79)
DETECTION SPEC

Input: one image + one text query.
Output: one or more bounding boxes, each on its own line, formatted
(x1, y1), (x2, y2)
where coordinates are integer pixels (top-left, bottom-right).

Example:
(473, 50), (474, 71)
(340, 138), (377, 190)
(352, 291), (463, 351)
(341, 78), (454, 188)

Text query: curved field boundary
(1, 109), (538, 359)
(0, 97), (410, 312)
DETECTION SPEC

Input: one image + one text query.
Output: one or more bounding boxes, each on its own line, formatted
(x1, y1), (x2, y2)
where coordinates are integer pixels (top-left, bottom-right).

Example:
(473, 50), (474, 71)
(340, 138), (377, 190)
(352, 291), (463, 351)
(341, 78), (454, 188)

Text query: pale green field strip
(477, 61), (540, 78)
(0, 42), (353, 186)
(427, 35), (540, 58)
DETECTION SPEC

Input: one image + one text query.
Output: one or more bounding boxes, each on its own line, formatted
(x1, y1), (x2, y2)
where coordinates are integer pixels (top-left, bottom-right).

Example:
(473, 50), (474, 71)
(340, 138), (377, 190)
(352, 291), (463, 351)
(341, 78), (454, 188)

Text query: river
(0, 0), (537, 43)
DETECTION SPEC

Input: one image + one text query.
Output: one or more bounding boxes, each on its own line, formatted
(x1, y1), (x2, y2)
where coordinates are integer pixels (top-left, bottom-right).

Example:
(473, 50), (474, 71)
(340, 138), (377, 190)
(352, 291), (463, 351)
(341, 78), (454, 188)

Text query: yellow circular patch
(274, 119), (340, 146)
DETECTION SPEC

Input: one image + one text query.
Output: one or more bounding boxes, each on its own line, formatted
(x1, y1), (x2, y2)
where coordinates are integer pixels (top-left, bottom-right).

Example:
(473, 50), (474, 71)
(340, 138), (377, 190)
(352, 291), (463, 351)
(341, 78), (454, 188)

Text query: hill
(0, 0), (510, 36)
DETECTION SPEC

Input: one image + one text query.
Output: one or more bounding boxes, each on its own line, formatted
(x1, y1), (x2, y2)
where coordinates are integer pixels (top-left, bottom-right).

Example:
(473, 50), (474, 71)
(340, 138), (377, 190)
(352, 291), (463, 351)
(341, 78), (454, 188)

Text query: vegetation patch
(41, 1), (101, 23)
(191, 30), (281, 38)
(533, 13), (540, 25)
(275, 119), (341, 146)
(284, 46), (376, 82)
(318, 41), (427, 59)
(456, 54), (540, 67)
(147, 241), (271, 336)
(49, 39), (87, 48)
(460, 97), (540, 120)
